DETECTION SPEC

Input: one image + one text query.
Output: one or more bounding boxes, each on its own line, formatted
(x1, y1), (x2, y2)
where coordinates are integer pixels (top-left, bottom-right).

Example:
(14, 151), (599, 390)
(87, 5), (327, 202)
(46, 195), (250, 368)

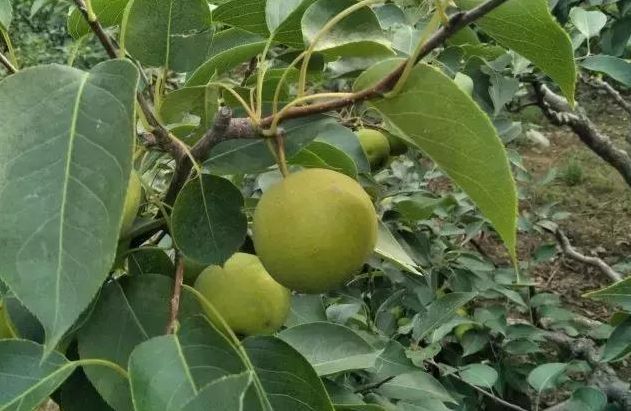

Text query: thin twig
(166, 254), (185, 334)
(549, 227), (623, 282)
(581, 74), (631, 115)
(0, 50), (17, 74)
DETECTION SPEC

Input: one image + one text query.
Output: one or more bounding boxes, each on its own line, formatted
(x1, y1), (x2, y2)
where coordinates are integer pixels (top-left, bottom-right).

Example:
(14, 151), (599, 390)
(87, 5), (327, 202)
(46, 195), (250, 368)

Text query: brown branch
(0, 51), (16, 74)
(581, 74), (631, 115)
(534, 83), (631, 188)
(544, 225), (623, 282)
(166, 254), (185, 334)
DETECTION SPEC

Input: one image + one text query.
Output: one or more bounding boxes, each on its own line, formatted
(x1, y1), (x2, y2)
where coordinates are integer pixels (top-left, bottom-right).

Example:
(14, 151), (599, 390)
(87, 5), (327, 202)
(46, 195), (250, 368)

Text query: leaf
(0, 0), (11, 31)
(171, 174), (247, 266)
(581, 55), (631, 87)
(335, 406), (386, 411)
(127, 247), (175, 277)
(0, 60), (138, 353)
(121, 0), (213, 72)
(566, 387), (607, 411)
(268, 0), (318, 48)
(413, 293), (476, 342)
(601, 315), (631, 362)
(583, 277), (631, 311)
(290, 141), (358, 178)
(204, 116), (333, 175)
(375, 221), (423, 276)
(78, 274), (203, 410)
(569, 8), (607, 39)
(0, 340), (76, 409)
(243, 336), (336, 410)
(315, 122), (370, 173)
(212, 0), (269, 36)
(459, 364), (498, 389)
(181, 372), (254, 411)
(279, 322), (378, 376)
(58, 366), (114, 411)
(185, 30), (267, 86)
(159, 85), (218, 129)
(67, 0), (129, 39)
(377, 371), (455, 403)
(355, 61), (517, 259)
(372, 340), (417, 379)
(285, 294), (327, 328)
(455, 0), (576, 104)
(302, 0), (391, 57)
(527, 363), (568, 393)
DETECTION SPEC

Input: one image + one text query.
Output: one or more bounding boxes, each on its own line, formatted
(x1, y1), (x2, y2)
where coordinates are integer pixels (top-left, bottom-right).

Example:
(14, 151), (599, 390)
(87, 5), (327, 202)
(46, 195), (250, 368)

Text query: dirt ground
(517, 85), (631, 322)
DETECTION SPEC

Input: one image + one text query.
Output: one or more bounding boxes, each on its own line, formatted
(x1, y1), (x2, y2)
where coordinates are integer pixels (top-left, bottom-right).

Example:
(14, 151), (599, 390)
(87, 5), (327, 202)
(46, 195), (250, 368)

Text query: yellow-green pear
(253, 168), (378, 294)
(194, 253), (290, 335)
(121, 171), (142, 235)
(356, 128), (390, 170)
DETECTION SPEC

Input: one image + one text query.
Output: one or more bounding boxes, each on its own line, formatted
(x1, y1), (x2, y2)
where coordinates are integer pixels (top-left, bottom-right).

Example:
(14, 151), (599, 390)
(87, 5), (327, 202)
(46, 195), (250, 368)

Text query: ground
(518, 85), (631, 322)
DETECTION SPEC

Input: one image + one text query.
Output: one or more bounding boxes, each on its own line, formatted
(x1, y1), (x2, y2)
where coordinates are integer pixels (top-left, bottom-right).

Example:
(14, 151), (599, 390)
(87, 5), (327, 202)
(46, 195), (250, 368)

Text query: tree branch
(581, 74), (631, 115)
(550, 227), (623, 282)
(534, 82), (631, 188)
(0, 50), (16, 74)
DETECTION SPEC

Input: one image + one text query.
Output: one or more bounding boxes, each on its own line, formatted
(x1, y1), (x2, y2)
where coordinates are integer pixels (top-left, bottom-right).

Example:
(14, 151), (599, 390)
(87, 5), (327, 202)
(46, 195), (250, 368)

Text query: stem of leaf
(209, 82), (259, 124)
(297, 0), (383, 98)
(269, 92), (354, 135)
(75, 358), (130, 380)
(272, 51), (306, 115)
(0, 29), (18, 68)
(255, 35), (276, 119)
(274, 131), (289, 178)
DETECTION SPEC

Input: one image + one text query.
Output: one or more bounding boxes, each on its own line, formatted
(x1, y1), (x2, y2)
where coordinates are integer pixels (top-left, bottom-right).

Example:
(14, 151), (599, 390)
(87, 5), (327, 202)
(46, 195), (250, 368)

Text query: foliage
(0, 0), (630, 410)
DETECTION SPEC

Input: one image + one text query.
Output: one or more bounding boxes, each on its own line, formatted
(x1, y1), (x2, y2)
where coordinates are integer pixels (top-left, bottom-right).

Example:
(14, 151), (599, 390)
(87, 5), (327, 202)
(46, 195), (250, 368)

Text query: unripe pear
(194, 253), (290, 335)
(356, 128), (390, 170)
(253, 168), (378, 294)
(120, 171), (142, 235)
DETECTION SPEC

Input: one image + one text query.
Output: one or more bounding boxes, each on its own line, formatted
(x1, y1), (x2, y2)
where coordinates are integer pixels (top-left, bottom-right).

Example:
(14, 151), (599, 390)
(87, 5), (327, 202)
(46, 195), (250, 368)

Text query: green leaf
(181, 372), (255, 411)
(569, 8), (607, 39)
(186, 30), (267, 87)
(375, 221), (423, 276)
(67, 0), (129, 39)
(268, 0), (318, 48)
(315, 123), (370, 173)
(584, 277), (631, 311)
(171, 175), (247, 266)
(566, 387), (607, 411)
(78, 274), (203, 410)
(413, 292), (476, 342)
(0, 0), (12, 31)
(455, 0), (576, 104)
(335, 406), (386, 411)
(159, 85), (219, 130)
(243, 335), (336, 410)
(355, 61), (517, 259)
(459, 364), (498, 389)
(0, 340), (76, 409)
(128, 247), (175, 277)
(290, 141), (358, 178)
(58, 367), (114, 411)
(581, 55), (631, 87)
(128, 315), (269, 411)
(279, 322), (378, 376)
(212, 0), (269, 36)
(285, 294), (327, 328)
(0, 60), (138, 353)
(601, 315), (631, 362)
(204, 116), (333, 175)
(377, 371), (455, 403)
(121, 0), (213, 72)
(372, 340), (417, 379)
(302, 0), (391, 57)
(527, 362), (568, 393)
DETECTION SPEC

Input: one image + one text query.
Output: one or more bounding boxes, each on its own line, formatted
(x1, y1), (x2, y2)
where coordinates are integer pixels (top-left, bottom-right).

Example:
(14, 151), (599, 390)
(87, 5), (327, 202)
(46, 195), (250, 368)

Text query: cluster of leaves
(0, 0), (630, 410)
